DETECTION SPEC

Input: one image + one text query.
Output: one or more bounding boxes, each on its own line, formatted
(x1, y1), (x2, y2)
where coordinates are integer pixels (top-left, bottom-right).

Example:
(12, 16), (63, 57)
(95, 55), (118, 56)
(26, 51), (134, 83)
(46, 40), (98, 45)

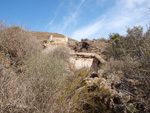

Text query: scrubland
(0, 22), (150, 113)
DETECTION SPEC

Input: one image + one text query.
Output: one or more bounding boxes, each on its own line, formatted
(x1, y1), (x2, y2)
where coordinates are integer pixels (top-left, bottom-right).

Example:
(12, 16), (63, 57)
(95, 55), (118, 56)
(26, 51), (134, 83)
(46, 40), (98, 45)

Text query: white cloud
(123, 0), (148, 9)
(45, 0), (85, 34)
(71, 19), (104, 40)
(60, 0), (85, 33)
(44, 0), (66, 31)
(45, 0), (150, 41)
(70, 0), (150, 41)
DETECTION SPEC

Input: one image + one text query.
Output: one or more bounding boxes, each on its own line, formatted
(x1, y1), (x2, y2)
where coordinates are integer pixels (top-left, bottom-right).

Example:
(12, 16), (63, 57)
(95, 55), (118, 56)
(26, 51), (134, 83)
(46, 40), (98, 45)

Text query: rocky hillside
(0, 24), (150, 113)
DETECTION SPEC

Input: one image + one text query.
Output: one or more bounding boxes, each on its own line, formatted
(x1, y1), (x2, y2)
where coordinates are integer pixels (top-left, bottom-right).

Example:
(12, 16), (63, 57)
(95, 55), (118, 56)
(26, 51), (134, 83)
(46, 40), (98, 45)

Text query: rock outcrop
(75, 72), (138, 112)
(69, 38), (107, 55)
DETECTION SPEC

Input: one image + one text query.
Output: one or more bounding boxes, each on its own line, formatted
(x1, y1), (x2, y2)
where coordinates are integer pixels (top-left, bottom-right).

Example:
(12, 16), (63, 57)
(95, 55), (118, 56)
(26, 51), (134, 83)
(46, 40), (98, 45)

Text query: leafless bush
(48, 46), (70, 61)
(0, 24), (42, 65)
(103, 57), (140, 73)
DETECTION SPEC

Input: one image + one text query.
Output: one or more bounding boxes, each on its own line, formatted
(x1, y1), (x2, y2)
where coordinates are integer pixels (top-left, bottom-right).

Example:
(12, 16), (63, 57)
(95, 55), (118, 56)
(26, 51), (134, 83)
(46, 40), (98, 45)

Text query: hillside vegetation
(104, 26), (150, 112)
(0, 22), (150, 113)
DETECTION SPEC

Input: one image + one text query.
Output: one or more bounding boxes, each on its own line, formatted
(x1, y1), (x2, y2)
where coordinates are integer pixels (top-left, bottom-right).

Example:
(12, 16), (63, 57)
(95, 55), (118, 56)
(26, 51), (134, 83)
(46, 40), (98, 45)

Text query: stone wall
(69, 52), (106, 72)
(48, 35), (68, 45)
(69, 57), (93, 69)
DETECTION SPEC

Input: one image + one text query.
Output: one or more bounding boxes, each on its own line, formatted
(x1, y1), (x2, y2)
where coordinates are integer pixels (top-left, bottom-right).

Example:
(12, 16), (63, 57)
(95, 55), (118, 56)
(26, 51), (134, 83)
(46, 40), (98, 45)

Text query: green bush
(105, 26), (150, 112)
(109, 33), (121, 40)
(62, 68), (113, 113)
(23, 54), (69, 112)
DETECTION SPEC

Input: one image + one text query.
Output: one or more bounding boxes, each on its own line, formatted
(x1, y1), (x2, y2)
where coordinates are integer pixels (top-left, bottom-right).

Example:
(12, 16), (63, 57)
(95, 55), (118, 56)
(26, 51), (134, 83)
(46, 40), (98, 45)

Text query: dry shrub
(0, 24), (42, 65)
(105, 26), (150, 112)
(0, 53), (69, 113)
(23, 54), (69, 112)
(62, 68), (113, 113)
(63, 68), (91, 98)
(103, 57), (140, 73)
(48, 46), (70, 61)
(0, 22), (71, 113)
(0, 68), (37, 113)
(102, 58), (124, 73)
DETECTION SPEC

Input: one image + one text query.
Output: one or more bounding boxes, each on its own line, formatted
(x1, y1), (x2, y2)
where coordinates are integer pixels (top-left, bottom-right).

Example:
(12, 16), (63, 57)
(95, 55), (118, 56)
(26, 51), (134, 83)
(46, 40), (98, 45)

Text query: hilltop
(30, 31), (77, 43)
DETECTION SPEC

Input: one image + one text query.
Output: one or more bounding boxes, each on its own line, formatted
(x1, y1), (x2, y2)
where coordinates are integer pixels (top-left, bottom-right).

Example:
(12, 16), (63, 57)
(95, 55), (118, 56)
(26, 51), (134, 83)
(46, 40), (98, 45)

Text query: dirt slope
(30, 31), (77, 43)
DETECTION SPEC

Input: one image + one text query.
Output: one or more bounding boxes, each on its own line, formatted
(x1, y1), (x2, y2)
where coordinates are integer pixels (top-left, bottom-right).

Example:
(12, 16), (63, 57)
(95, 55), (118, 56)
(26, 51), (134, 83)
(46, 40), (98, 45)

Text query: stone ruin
(43, 35), (106, 73)
(69, 52), (106, 73)
(44, 35), (68, 47)
(48, 35), (68, 45)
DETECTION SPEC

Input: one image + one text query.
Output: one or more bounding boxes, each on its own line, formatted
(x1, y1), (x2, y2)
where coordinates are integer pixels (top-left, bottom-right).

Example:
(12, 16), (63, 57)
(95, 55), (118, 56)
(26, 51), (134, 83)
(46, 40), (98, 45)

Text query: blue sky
(0, 0), (150, 40)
